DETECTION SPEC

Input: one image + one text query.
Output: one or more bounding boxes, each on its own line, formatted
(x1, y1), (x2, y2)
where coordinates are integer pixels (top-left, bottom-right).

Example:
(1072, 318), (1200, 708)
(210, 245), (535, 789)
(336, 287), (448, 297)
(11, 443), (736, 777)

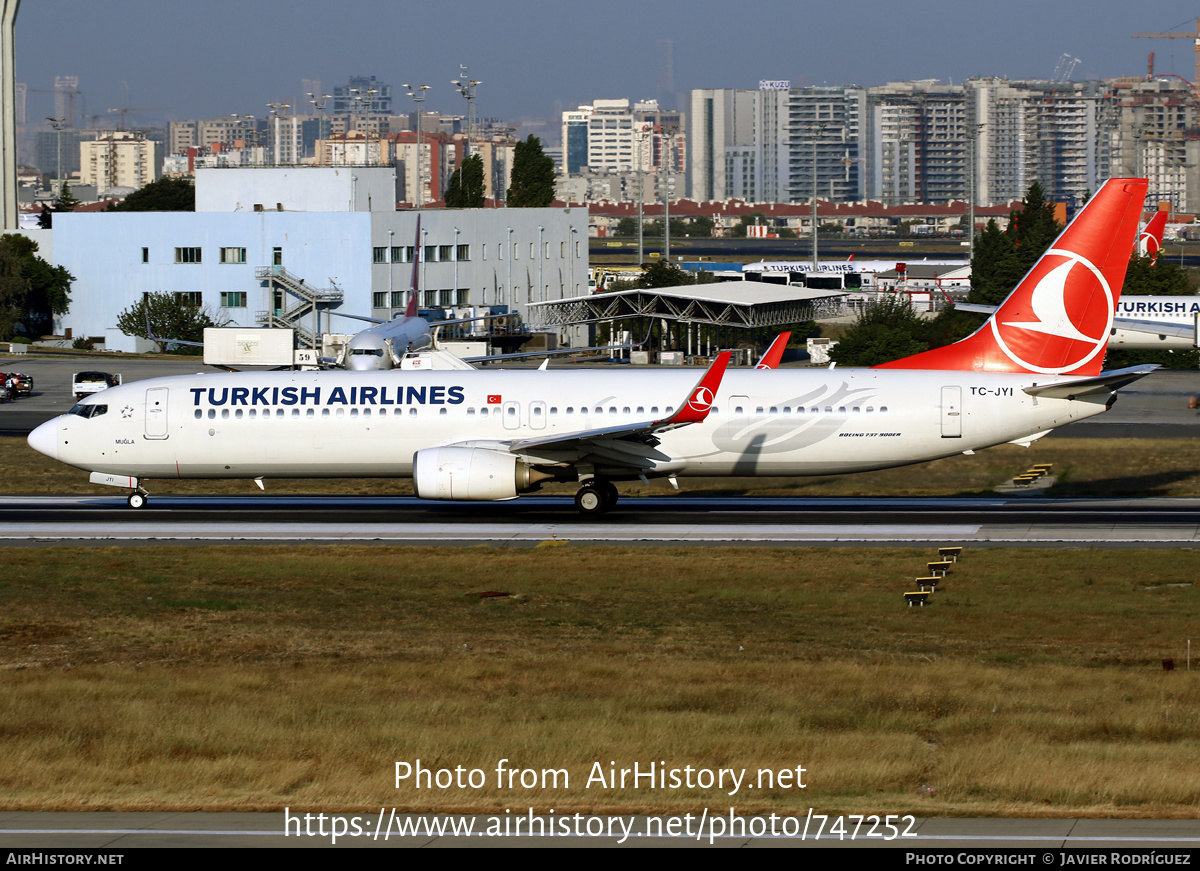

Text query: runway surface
(5, 494), (1200, 546)
(3, 811), (1200, 849)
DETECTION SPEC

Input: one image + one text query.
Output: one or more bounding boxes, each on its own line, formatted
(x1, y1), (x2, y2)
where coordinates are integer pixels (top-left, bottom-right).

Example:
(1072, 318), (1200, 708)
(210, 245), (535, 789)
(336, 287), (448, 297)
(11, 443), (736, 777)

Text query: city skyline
(14, 0), (1198, 131)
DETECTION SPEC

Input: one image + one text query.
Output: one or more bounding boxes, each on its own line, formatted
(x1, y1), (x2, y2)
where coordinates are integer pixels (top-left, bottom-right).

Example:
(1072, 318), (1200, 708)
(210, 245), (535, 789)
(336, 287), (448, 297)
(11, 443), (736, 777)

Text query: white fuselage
(38, 367), (1109, 484)
(1110, 296), (1200, 349)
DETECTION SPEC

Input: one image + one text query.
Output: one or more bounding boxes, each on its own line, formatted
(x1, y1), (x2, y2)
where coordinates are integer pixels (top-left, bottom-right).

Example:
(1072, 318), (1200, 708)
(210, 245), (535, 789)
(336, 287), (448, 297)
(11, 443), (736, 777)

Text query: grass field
(1, 545), (1198, 816)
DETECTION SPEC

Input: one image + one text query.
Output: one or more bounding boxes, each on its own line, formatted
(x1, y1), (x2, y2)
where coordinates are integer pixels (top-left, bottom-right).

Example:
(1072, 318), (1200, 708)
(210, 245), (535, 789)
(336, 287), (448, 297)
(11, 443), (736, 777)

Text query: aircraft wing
(1021, 364), (1159, 400)
(497, 352), (731, 468)
(952, 302), (996, 316)
(463, 343), (640, 364)
(328, 312), (388, 325)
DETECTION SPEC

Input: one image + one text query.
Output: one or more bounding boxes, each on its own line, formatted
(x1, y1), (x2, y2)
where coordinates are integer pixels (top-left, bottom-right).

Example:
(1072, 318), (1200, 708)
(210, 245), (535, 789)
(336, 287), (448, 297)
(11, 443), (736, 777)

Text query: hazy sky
(15, 1), (1200, 134)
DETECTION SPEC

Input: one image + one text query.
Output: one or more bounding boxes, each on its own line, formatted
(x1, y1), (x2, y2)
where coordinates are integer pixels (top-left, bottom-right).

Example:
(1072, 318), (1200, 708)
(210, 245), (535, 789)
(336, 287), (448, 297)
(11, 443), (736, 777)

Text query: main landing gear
(127, 489), (149, 509)
(575, 480), (618, 517)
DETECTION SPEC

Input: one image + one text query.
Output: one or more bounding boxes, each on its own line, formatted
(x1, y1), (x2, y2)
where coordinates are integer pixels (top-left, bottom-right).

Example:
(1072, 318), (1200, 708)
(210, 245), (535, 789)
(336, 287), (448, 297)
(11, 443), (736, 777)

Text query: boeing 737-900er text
(28, 178), (1155, 515)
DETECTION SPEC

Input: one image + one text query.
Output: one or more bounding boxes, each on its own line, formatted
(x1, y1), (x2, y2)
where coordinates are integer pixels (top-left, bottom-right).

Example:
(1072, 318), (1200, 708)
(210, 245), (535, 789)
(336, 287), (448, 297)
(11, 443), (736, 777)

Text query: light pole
(810, 122), (828, 268)
(307, 92), (331, 164)
(267, 103), (289, 166)
(569, 225), (577, 297)
(387, 228), (394, 311)
(46, 116), (64, 195)
(537, 225), (544, 305)
(402, 84), (430, 206)
(635, 123), (652, 265)
(661, 124), (679, 263)
(967, 123), (984, 264)
(451, 65), (481, 157)
(506, 226), (513, 308)
(421, 226), (429, 305)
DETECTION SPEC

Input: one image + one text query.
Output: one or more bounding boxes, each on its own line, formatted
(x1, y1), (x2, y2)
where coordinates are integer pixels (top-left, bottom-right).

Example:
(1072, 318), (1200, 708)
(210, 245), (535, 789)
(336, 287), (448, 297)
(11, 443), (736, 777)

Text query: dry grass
(1, 546), (1199, 816)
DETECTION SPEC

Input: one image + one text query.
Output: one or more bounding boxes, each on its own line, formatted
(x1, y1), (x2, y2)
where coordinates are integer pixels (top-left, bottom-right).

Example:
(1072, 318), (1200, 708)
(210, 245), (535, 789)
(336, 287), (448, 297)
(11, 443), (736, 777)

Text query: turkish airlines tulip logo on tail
(687, 386), (715, 414)
(991, 249), (1113, 374)
(1139, 228), (1161, 257)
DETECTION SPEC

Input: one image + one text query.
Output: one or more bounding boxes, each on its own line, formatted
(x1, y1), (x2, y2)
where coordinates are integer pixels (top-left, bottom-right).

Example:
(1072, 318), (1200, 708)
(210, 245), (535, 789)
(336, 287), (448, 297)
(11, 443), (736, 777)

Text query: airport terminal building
(43, 167), (589, 349)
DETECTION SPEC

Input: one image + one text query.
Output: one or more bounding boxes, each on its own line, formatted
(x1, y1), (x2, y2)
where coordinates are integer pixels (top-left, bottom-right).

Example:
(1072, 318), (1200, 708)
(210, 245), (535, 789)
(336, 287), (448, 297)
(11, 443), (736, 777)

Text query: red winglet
(659, 351), (731, 427)
(405, 214), (422, 319)
(755, 332), (792, 370)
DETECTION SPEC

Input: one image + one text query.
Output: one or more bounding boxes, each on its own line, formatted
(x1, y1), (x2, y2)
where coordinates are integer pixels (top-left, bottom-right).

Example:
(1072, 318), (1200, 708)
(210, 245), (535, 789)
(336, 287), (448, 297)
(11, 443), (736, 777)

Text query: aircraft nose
(27, 417), (59, 461)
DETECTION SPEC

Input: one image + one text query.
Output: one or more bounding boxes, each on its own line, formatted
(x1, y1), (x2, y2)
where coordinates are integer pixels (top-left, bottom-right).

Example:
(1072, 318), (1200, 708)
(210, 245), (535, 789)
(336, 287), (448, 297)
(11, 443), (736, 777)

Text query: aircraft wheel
(127, 492), (147, 510)
(575, 486), (605, 516)
(598, 480), (619, 509)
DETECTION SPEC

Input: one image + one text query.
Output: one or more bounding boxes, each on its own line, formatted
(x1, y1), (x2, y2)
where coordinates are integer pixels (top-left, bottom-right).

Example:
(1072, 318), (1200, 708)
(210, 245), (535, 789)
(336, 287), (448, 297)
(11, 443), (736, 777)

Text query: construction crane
(29, 85), (82, 127)
(106, 105), (171, 131)
(1133, 19), (1200, 85)
(1052, 53), (1082, 82)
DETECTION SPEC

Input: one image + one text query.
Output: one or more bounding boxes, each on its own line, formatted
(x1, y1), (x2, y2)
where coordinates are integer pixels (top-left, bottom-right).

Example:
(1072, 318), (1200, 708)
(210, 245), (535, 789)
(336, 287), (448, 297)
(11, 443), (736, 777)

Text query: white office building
(47, 166), (589, 348)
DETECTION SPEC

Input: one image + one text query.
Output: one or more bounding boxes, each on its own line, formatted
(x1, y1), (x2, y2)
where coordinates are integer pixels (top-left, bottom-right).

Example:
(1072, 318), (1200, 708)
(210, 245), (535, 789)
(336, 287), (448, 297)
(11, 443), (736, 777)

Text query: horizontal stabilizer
(1021, 364), (1158, 400)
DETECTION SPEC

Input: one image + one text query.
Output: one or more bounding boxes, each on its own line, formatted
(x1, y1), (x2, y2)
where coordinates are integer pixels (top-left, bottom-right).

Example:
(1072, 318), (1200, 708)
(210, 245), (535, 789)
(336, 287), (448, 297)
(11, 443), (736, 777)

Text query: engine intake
(412, 447), (548, 501)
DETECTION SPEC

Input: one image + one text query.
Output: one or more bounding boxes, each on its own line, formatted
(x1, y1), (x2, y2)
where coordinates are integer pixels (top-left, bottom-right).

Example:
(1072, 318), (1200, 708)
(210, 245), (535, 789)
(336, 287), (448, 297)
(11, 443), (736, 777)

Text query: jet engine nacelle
(412, 447), (545, 501)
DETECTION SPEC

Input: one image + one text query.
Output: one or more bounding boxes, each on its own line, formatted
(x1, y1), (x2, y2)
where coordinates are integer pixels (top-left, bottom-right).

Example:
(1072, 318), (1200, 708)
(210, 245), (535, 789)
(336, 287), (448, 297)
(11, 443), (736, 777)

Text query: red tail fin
(877, 178), (1147, 376)
(1138, 209), (1167, 260)
(755, 332), (791, 369)
(405, 215), (422, 319)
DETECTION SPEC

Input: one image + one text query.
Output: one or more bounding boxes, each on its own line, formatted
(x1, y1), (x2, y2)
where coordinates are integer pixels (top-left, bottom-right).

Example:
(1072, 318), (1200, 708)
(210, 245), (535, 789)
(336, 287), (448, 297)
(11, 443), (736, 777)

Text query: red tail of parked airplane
(1138, 208), (1168, 260)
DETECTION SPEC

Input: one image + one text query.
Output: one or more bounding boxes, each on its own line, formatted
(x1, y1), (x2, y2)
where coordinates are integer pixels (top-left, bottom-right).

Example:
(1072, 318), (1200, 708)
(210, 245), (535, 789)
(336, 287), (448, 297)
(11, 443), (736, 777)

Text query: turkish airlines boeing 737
(29, 178), (1154, 515)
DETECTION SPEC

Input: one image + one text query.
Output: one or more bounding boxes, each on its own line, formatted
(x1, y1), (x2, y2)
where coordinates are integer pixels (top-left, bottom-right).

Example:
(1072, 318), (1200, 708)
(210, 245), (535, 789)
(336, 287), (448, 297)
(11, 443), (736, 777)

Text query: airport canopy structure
(529, 281), (850, 330)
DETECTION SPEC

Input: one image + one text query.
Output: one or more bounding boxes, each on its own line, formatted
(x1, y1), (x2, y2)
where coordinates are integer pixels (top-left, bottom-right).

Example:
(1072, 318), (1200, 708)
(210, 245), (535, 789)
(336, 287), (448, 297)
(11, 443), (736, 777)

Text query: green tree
(728, 211), (766, 238)
(109, 177), (196, 212)
(967, 183), (1063, 306)
(115, 291), (227, 353)
(689, 215), (715, 237)
(53, 182), (79, 213)
(1121, 254), (1191, 296)
(443, 154), (485, 208)
(827, 295), (931, 367)
(613, 217), (639, 237)
(0, 234), (73, 339)
(1009, 182), (1061, 270)
(635, 260), (695, 289)
(967, 218), (1024, 305)
(506, 135), (556, 207)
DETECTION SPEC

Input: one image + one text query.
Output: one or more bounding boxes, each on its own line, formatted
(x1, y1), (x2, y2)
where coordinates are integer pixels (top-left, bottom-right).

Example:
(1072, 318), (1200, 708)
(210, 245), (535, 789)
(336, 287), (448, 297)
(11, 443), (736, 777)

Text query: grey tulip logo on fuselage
(709, 382), (878, 454)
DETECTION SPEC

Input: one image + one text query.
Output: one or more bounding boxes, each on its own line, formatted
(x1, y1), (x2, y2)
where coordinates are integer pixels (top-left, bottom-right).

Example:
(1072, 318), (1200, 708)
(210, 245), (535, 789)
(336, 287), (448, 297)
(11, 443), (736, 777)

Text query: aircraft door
(502, 401), (521, 431)
(529, 401), (547, 430)
(940, 386), (962, 438)
(145, 387), (169, 440)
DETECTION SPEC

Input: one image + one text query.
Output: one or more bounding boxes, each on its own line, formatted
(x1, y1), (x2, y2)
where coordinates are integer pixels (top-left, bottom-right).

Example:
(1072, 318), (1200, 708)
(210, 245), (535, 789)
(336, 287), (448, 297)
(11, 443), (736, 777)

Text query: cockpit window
(68, 403), (108, 419)
(350, 348), (384, 356)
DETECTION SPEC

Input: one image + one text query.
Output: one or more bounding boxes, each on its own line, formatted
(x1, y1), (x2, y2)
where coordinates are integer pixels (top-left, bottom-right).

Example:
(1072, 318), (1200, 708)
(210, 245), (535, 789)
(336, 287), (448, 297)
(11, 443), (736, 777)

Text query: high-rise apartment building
(689, 78), (1200, 210)
(79, 132), (159, 191)
(332, 76), (393, 115)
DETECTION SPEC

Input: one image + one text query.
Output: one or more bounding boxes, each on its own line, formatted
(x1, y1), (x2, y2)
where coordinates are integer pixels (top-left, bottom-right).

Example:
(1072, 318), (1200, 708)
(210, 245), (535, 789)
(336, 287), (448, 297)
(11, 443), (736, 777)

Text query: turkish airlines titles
(188, 384), (469, 408)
